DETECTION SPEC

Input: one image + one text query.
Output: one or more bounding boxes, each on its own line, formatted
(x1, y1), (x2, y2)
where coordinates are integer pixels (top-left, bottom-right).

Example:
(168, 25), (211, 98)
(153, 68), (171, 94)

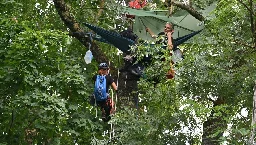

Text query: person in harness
(92, 62), (118, 122)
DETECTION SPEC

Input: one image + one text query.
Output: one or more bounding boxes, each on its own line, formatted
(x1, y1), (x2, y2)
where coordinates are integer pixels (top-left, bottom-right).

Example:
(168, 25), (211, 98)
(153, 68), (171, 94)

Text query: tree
(1, 0), (256, 144)
(0, 1), (105, 144)
(178, 0), (256, 144)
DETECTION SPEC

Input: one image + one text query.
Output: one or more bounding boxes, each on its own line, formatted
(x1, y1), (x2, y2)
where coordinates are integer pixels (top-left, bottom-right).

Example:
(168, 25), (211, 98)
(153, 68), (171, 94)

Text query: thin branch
(233, 39), (255, 49)
(94, 0), (105, 23)
(236, 0), (256, 48)
(236, 0), (256, 17)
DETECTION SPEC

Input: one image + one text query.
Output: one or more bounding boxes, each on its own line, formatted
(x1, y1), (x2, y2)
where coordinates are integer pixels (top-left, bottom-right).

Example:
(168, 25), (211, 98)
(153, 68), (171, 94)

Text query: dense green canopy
(0, 0), (255, 144)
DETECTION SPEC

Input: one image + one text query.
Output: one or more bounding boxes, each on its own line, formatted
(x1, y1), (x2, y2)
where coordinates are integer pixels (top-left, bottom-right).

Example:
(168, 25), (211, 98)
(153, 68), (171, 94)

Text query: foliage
(0, 0), (255, 144)
(176, 0), (256, 143)
(0, 0), (125, 144)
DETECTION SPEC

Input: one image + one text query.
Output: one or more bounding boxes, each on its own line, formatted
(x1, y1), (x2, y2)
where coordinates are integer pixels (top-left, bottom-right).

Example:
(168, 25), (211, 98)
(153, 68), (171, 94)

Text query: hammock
(83, 22), (202, 53)
(83, 22), (135, 53)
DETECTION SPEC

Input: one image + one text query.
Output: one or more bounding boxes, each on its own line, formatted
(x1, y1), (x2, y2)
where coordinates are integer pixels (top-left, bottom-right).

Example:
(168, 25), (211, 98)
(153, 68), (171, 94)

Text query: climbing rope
(112, 52), (121, 139)
(94, 96), (97, 118)
(107, 45), (121, 141)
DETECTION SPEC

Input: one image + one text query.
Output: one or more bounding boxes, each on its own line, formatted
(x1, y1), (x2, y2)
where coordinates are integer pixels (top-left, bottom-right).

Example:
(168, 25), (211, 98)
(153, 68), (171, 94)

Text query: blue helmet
(98, 62), (109, 70)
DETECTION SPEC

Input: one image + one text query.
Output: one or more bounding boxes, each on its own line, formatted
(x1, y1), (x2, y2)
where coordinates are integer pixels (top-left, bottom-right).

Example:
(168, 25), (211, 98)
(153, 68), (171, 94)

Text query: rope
(110, 89), (114, 140)
(86, 32), (94, 42)
(107, 45), (121, 141)
(112, 52), (120, 139)
(87, 32), (97, 119)
(107, 60), (113, 140)
(94, 95), (97, 118)
(116, 52), (120, 111)
(109, 47), (121, 141)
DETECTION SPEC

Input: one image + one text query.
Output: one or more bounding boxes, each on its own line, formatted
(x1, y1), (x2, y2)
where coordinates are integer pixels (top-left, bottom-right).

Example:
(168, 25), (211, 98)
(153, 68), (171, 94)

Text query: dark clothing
(120, 28), (138, 42)
(92, 74), (114, 93)
(96, 97), (113, 122)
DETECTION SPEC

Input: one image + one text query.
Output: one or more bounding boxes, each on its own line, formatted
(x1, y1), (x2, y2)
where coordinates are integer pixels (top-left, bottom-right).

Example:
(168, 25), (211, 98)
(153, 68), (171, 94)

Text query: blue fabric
(94, 75), (107, 101)
(83, 23), (135, 53)
(173, 30), (202, 46)
(83, 22), (202, 53)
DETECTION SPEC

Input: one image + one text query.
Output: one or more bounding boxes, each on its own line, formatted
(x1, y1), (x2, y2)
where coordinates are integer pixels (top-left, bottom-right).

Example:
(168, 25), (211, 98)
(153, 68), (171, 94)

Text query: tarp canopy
(83, 2), (217, 53)
(82, 3), (217, 77)
(123, 2), (216, 41)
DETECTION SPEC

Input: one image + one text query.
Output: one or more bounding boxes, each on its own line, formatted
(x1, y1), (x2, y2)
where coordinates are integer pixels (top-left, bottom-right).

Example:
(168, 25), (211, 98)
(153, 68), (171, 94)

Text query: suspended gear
(119, 28), (138, 42)
(83, 22), (135, 54)
(98, 62), (109, 70)
(83, 22), (202, 54)
(82, 3), (211, 79)
(94, 75), (107, 101)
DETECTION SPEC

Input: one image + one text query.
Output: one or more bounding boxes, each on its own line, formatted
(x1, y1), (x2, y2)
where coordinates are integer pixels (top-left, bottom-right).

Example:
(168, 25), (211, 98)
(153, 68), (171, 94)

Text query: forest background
(0, 0), (256, 144)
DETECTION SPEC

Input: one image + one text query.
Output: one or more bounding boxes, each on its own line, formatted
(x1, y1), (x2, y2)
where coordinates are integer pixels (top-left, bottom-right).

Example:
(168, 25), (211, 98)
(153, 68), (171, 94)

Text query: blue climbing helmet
(98, 62), (109, 70)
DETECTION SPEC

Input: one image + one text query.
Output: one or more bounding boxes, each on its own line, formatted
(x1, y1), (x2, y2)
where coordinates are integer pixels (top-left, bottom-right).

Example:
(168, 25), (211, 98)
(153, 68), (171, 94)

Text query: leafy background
(0, 0), (255, 144)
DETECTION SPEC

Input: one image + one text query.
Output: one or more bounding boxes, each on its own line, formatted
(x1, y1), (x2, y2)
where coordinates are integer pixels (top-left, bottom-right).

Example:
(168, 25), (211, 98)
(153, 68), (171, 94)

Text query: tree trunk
(249, 0), (256, 143)
(202, 97), (226, 145)
(117, 71), (139, 108)
(250, 81), (256, 144)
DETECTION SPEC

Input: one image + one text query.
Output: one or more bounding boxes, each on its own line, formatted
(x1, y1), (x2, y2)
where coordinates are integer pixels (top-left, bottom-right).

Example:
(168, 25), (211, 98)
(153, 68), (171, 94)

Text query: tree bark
(171, 0), (205, 21)
(202, 97), (226, 145)
(94, 0), (105, 24)
(53, 0), (112, 70)
(250, 81), (256, 144)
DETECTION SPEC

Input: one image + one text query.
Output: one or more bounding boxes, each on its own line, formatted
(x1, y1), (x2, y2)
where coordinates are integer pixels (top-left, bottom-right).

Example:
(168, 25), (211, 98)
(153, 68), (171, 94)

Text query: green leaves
(0, 15), (95, 144)
(1, 0), (256, 144)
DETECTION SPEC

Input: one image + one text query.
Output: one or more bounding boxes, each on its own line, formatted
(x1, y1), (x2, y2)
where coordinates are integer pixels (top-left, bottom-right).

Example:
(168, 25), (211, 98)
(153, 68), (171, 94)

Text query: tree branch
(94, 0), (105, 23)
(53, 0), (114, 70)
(236, 0), (256, 17)
(171, 1), (205, 21)
(237, 0), (256, 48)
(233, 39), (255, 49)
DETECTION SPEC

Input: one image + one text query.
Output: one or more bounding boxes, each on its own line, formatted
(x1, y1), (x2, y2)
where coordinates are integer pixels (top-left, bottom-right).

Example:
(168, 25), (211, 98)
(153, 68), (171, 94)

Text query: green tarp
(123, 2), (216, 41)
